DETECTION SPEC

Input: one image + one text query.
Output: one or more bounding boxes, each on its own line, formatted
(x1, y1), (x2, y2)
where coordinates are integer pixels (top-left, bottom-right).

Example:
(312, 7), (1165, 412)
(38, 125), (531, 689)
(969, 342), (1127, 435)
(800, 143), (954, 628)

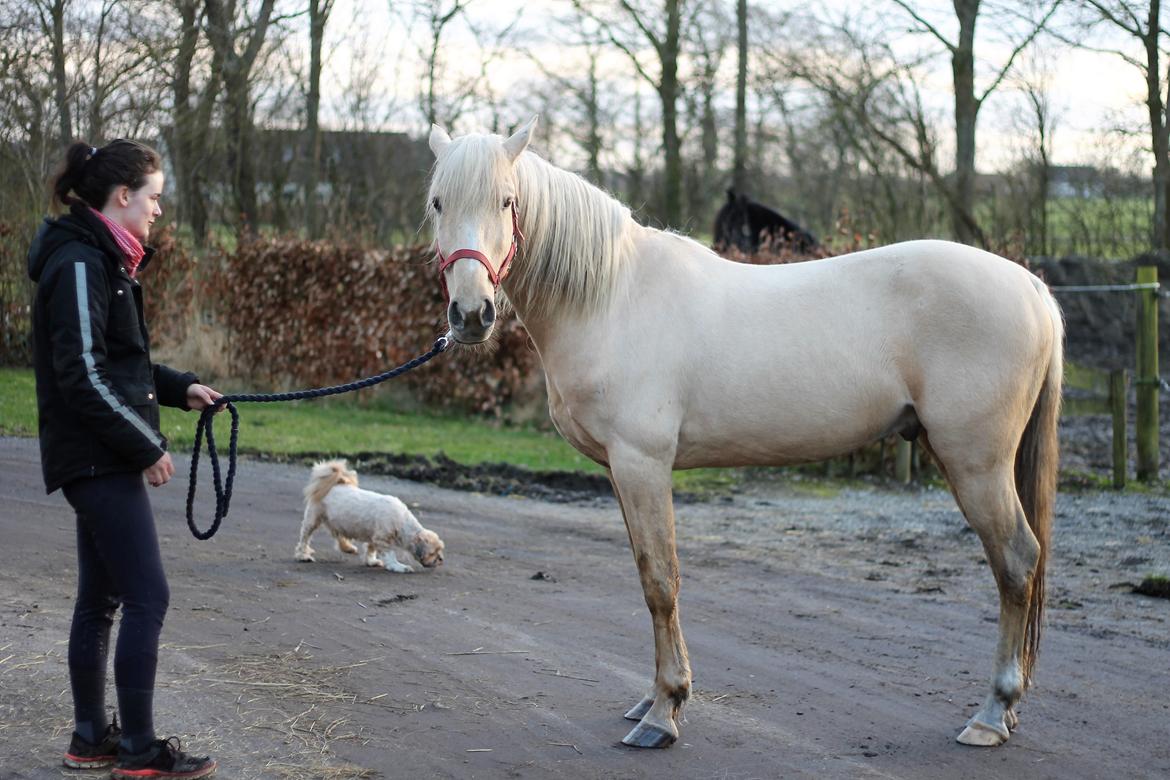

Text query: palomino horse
(426, 118), (1062, 750)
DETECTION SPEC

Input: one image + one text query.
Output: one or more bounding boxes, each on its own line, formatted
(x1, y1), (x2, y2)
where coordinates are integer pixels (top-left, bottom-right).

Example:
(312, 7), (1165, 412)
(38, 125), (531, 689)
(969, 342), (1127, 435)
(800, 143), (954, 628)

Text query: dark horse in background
(713, 188), (819, 255)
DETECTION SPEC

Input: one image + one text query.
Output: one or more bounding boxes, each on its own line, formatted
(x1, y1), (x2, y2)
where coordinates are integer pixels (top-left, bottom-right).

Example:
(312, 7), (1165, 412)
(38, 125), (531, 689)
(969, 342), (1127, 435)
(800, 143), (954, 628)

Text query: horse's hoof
(624, 695), (654, 721)
(1006, 708), (1019, 731)
(956, 719), (1010, 747)
(621, 719), (677, 748)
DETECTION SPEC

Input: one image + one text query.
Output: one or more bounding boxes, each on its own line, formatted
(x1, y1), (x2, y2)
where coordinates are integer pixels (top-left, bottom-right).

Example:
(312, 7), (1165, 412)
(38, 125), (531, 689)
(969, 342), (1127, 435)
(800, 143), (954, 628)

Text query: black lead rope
(185, 332), (454, 540)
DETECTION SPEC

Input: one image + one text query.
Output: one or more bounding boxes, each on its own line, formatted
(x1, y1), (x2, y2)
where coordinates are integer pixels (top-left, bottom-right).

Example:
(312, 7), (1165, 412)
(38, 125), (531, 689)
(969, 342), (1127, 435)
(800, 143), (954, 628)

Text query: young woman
(28, 139), (219, 779)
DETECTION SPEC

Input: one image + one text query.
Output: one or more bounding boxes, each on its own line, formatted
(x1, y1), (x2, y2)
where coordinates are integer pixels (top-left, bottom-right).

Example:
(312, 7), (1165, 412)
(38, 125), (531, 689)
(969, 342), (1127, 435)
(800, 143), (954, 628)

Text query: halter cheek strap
(436, 202), (524, 301)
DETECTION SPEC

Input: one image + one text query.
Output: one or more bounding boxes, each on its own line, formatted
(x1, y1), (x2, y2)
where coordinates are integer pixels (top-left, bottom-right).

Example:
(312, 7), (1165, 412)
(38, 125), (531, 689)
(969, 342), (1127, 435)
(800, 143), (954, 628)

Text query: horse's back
(714, 239), (1049, 345)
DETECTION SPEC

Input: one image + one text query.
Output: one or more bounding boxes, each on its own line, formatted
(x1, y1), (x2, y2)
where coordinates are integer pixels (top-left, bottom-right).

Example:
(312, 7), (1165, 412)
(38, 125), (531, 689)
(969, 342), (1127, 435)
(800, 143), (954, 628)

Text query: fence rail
(1050, 266), (1162, 485)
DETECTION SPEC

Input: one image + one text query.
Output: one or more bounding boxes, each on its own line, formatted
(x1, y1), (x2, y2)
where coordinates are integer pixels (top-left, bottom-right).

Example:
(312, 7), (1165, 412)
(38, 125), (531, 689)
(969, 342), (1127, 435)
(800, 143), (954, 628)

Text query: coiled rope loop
(185, 332), (453, 540)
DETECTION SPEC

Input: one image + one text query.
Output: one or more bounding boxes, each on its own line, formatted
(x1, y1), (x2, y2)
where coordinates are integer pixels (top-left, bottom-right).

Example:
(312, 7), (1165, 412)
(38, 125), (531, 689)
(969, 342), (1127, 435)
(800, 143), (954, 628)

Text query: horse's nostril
(482, 298), (496, 327)
(448, 301), (465, 329)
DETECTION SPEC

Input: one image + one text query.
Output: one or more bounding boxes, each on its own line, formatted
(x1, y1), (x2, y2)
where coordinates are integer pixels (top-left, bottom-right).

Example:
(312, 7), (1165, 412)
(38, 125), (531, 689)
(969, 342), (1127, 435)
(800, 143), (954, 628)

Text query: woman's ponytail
(50, 141), (96, 209)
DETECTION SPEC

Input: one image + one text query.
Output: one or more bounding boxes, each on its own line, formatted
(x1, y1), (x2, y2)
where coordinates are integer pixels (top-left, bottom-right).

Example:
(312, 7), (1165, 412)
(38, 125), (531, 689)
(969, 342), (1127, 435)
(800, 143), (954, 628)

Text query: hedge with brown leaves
(141, 232), (540, 417)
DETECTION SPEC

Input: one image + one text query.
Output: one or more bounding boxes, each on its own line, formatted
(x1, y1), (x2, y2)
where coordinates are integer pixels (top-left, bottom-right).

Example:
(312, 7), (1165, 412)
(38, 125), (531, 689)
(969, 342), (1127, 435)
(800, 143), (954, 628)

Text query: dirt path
(1, 435), (1167, 779)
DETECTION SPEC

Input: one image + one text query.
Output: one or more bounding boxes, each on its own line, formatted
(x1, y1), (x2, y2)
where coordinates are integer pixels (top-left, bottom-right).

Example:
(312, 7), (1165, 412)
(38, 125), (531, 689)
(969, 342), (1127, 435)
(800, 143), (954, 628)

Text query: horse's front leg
(608, 445), (689, 748)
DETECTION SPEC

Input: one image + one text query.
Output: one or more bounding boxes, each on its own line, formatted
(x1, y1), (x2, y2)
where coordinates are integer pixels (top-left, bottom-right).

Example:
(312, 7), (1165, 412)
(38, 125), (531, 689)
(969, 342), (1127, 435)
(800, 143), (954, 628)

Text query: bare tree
(74, 0), (173, 143)
(5, 0), (169, 209)
(886, 0), (1064, 245)
(168, 0), (222, 245)
(1011, 52), (1059, 256)
(520, 6), (616, 184)
(397, 0), (521, 131)
(398, 0), (477, 127)
(0, 0), (59, 216)
(574, 0), (685, 227)
(778, 19), (957, 241)
(323, 11), (426, 241)
(306, 0), (335, 238)
(1076, 0), (1170, 248)
(31, 0), (73, 144)
(733, 0), (747, 194)
(203, 0), (280, 237)
(683, 0), (729, 226)
(629, 78), (648, 209)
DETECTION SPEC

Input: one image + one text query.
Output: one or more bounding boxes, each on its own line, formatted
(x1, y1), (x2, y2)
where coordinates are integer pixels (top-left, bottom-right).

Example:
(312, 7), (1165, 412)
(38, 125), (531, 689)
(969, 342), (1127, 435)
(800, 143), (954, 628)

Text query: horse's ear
(503, 115), (538, 162)
(429, 124), (452, 156)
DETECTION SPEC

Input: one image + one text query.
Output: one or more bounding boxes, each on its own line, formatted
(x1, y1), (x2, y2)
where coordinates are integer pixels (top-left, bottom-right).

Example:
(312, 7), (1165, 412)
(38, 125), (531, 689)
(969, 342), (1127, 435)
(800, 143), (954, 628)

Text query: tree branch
(978, 0), (1065, 104)
(886, 0), (955, 52)
(570, 0), (658, 85)
(1082, 0), (1143, 35)
(617, 0), (663, 53)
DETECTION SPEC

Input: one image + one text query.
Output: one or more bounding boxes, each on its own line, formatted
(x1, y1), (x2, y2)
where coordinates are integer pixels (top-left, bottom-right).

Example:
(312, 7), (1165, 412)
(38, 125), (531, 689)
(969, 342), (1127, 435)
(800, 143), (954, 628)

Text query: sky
(303, 0), (1153, 175)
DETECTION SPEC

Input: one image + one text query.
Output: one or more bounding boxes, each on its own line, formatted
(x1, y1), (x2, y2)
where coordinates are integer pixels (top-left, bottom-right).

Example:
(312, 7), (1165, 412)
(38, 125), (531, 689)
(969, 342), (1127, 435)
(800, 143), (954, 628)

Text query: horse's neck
(505, 223), (661, 366)
(503, 283), (586, 362)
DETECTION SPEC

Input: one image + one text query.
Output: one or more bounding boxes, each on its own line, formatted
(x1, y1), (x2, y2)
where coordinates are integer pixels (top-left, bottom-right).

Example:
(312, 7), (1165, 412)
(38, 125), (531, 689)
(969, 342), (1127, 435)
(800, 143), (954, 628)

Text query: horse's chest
(546, 380), (610, 467)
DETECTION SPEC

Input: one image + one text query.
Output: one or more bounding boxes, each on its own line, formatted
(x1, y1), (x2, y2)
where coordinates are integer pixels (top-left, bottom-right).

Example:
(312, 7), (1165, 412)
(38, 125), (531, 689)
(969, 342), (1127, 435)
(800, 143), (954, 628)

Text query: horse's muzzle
(448, 297), (496, 343)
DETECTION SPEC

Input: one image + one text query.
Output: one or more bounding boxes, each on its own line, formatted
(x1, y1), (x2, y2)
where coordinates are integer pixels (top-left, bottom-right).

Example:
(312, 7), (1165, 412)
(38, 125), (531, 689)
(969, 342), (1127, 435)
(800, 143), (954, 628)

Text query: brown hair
(49, 139), (162, 211)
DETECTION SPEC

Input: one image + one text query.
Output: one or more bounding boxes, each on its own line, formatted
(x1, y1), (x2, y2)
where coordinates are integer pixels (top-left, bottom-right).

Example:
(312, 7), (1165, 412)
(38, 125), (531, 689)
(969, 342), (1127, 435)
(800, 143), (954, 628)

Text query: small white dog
(296, 460), (445, 573)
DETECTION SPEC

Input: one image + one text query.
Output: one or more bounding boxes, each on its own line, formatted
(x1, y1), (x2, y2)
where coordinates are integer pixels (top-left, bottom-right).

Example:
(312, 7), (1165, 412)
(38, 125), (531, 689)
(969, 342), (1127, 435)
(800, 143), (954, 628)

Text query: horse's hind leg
(946, 464), (1041, 746)
(608, 446), (689, 748)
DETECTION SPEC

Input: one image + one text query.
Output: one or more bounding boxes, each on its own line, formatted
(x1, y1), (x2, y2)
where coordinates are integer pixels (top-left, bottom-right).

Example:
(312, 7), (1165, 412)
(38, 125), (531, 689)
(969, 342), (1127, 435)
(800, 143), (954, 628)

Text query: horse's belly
(673, 385), (910, 469)
(674, 423), (894, 468)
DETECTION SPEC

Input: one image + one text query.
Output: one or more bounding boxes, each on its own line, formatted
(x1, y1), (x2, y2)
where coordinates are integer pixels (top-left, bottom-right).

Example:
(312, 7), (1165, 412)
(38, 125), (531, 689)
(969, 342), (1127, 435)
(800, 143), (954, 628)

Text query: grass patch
(0, 368), (36, 436)
(1133, 575), (1170, 599)
(0, 368), (735, 494)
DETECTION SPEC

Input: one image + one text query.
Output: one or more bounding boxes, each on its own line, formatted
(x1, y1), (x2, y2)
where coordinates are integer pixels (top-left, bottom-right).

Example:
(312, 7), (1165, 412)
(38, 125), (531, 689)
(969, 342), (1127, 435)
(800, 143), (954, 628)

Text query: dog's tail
(304, 459), (359, 506)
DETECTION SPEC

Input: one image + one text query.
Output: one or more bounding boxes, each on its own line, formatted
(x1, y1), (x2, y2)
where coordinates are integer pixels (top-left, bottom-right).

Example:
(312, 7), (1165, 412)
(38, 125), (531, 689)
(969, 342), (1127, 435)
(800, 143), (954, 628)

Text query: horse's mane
(429, 133), (634, 320)
(511, 151), (634, 319)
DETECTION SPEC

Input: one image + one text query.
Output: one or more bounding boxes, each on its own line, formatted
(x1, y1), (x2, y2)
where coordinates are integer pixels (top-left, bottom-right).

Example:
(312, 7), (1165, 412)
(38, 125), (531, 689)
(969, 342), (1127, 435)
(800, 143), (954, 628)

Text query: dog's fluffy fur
(296, 460), (445, 572)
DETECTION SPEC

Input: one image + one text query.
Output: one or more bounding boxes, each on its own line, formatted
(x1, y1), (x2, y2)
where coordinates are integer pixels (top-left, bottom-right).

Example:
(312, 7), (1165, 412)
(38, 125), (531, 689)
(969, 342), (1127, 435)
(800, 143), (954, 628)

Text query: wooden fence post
(895, 438), (912, 484)
(1136, 266), (1160, 482)
(1110, 369), (1128, 489)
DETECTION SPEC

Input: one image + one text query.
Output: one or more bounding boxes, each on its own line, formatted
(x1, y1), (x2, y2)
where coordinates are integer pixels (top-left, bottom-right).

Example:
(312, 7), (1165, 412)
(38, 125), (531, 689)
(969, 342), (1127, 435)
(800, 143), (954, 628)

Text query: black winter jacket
(27, 205), (197, 493)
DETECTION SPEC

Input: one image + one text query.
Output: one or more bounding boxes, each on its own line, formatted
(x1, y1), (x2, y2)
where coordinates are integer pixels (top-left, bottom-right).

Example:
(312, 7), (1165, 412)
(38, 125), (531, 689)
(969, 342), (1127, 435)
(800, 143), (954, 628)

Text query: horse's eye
(431, 197), (442, 214)
(503, 197), (514, 210)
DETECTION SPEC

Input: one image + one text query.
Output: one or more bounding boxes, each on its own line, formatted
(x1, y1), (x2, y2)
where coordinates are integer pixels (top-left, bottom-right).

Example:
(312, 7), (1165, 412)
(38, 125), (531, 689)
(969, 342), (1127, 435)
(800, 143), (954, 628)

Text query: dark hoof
(624, 694), (654, 721)
(622, 720), (677, 748)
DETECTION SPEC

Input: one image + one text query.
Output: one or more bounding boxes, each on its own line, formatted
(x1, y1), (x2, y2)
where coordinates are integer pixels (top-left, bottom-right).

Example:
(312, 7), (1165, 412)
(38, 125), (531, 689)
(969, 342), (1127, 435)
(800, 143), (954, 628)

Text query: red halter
(436, 202), (524, 301)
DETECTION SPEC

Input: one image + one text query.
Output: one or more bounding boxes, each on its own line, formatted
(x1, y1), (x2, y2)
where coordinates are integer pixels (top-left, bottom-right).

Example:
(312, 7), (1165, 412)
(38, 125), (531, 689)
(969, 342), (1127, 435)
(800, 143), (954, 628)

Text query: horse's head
(427, 117), (537, 344)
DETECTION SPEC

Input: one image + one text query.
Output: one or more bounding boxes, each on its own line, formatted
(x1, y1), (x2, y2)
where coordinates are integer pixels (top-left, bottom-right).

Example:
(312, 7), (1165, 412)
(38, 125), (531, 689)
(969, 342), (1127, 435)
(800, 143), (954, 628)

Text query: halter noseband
(436, 202), (524, 300)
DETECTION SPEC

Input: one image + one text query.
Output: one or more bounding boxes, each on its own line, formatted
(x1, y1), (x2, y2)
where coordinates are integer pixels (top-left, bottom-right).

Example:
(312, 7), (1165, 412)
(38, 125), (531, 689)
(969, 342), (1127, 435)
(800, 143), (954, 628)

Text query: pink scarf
(89, 207), (146, 278)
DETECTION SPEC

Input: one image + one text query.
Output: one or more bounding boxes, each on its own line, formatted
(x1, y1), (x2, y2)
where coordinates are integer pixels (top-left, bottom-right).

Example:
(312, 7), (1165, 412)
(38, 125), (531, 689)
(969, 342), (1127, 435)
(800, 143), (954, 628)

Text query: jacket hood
(27, 204), (155, 282)
(27, 211), (94, 283)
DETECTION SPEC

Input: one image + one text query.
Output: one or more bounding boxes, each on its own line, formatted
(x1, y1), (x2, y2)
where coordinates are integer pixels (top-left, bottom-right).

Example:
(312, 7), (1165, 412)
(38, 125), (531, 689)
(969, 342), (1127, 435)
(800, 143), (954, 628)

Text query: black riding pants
(64, 471), (169, 748)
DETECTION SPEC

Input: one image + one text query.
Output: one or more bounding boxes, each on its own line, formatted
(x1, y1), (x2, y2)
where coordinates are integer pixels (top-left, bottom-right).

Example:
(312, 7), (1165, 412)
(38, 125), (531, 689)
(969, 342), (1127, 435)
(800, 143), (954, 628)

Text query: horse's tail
(1015, 279), (1063, 686)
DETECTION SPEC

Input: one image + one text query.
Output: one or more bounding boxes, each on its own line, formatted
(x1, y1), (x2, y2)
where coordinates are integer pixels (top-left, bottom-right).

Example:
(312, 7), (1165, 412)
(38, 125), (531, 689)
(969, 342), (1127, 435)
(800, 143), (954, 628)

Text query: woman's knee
(122, 578), (170, 624)
(74, 591), (121, 621)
